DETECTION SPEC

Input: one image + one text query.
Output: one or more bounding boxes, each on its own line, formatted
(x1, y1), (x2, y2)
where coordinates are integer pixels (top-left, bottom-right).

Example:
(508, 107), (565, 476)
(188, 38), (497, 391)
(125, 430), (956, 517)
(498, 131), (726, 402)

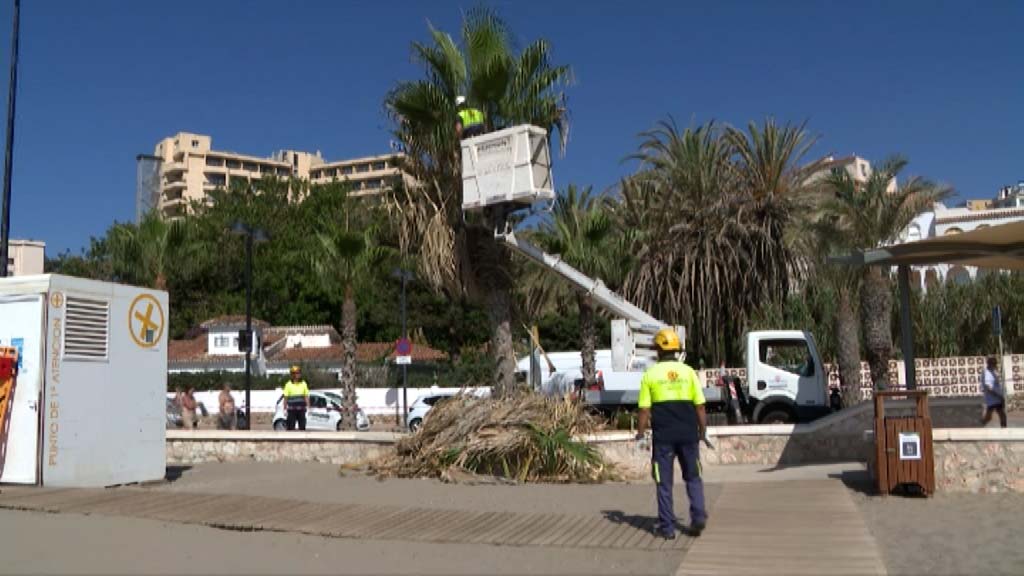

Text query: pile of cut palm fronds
(371, 391), (614, 483)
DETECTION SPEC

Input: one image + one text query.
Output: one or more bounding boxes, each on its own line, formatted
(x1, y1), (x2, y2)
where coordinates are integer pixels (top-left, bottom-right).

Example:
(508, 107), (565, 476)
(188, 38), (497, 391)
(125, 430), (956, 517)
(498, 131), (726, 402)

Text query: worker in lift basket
(635, 329), (708, 540)
(454, 95), (486, 140)
(282, 365), (310, 431)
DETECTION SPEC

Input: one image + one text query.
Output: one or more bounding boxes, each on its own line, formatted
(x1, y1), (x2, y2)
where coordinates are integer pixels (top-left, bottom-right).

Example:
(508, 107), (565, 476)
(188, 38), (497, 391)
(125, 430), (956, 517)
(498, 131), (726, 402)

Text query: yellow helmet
(654, 329), (681, 352)
(290, 365), (301, 374)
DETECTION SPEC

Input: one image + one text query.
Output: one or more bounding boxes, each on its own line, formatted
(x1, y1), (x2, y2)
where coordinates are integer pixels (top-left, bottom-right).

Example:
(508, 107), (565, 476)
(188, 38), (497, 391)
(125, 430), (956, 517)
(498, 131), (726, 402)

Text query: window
(310, 395), (328, 409)
(191, 139), (199, 148)
(758, 339), (814, 377)
(372, 161), (386, 171)
(860, 163), (868, 177)
(356, 163), (369, 173)
(225, 159), (241, 169)
(341, 166), (353, 175)
(311, 170), (321, 179)
(325, 168), (336, 178)
(206, 157), (224, 167)
(205, 173), (226, 186)
(243, 162), (257, 172)
(277, 167), (290, 176)
(214, 335), (231, 348)
(363, 179), (379, 190)
(293, 153), (299, 168)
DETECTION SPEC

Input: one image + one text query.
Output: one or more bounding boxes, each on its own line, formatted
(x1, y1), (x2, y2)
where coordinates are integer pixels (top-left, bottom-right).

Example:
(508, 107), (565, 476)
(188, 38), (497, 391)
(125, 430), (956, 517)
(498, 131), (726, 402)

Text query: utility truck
(462, 126), (837, 425)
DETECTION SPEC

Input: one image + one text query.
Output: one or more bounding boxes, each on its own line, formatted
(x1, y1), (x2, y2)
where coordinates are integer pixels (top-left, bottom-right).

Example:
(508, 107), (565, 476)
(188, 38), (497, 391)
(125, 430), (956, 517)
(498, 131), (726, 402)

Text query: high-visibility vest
(457, 108), (485, 128)
(638, 361), (705, 443)
(283, 380), (309, 409)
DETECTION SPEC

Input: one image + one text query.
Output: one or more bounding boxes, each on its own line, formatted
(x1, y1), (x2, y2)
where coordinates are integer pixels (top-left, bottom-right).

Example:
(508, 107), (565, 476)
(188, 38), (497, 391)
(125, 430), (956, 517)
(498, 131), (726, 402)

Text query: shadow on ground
(164, 466), (192, 483)
(602, 509), (704, 537)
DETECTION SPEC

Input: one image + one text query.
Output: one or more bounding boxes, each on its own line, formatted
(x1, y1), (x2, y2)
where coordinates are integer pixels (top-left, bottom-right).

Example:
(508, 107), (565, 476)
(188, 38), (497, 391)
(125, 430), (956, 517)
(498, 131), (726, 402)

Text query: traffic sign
(395, 337), (412, 356)
(395, 355), (412, 365)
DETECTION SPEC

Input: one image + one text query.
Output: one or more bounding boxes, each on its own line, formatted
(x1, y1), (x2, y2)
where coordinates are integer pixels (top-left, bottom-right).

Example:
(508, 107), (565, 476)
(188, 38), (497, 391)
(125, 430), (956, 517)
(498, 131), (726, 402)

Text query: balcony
(164, 180), (187, 191)
(163, 162), (186, 174)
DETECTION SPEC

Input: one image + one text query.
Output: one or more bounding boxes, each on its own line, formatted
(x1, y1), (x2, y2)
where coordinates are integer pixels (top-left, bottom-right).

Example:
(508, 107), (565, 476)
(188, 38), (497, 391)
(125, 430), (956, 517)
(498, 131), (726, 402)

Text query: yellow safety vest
(638, 361), (705, 443)
(283, 380), (309, 406)
(457, 107), (485, 128)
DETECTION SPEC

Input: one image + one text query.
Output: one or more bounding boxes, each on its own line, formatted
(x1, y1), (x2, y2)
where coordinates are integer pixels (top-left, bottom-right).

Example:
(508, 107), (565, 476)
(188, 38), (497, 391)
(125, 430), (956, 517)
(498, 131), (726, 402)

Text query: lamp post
(391, 267), (414, 427)
(231, 220), (269, 429)
(0, 0), (21, 278)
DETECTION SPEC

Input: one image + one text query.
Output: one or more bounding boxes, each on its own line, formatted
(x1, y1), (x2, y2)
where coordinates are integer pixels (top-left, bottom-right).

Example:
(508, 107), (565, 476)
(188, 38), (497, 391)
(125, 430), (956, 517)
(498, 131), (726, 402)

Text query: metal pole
(244, 231), (252, 429)
(401, 271), (408, 429)
(0, 0), (21, 278)
(898, 265), (916, 390)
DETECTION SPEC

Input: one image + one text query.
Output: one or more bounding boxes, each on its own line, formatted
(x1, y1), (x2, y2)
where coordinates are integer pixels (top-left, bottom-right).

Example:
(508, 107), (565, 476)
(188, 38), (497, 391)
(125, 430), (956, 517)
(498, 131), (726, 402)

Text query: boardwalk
(677, 479), (886, 575)
(0, 486), (694, 552)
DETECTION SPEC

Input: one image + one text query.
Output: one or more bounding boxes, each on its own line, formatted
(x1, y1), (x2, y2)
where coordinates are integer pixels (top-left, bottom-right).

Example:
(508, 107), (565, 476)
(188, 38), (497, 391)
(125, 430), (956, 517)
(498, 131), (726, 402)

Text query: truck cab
(743, 330), (830, 424)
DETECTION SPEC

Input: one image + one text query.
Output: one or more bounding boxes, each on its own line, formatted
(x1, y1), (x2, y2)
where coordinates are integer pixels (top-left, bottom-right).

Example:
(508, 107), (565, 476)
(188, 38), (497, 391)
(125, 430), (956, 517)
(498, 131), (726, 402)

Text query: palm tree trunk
(486, 287), (517, 398)
(578, 293), (596, 389)
(340, 284), (358, 430)
(861, 268), (893, 390)
(836, 288), (863, 406)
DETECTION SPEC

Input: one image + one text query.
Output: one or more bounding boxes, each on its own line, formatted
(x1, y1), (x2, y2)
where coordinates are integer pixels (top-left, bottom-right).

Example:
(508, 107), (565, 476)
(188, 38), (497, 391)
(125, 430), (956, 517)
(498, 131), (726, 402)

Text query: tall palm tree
(109, 210), (193, 290)
(617, 118), (815, 363)
(820, 156), (951, 389)
(308, 187), (389, 428)
(535, 185), (630, 388)
(384, 9), (570, 395)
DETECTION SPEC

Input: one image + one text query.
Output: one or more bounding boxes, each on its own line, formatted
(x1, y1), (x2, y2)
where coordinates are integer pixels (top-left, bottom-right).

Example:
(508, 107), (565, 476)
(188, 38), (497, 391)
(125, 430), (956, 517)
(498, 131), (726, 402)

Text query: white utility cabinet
(461, 124), (555, 211)
(0, 274), (168, 487)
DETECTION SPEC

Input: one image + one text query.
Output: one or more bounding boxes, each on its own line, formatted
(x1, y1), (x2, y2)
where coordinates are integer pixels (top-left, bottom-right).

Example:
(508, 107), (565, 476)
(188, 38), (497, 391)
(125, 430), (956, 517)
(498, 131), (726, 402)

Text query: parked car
(407, 392), (457, 433)
(272, 391), (370, 431)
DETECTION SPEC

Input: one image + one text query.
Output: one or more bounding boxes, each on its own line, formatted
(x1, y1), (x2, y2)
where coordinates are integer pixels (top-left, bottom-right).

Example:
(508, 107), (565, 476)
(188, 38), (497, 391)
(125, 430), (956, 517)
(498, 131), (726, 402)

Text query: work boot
(688, 520), (706, 537)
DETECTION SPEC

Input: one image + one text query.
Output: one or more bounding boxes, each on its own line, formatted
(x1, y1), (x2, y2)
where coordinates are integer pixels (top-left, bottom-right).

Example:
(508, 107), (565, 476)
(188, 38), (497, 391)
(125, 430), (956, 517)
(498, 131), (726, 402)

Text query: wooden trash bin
(873, 389), (935, 496)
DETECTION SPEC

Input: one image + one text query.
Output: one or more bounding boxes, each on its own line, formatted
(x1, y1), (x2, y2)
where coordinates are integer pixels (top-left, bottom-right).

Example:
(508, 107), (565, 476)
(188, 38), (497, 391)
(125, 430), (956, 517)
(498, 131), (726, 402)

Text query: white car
(407, 392), (457, 432)
(272, 391), (370, 431)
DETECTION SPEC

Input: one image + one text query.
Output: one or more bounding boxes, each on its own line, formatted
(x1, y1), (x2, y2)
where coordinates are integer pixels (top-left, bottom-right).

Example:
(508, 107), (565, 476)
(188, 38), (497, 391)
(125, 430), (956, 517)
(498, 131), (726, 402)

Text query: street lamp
(391, 267), (414, 428)
(230, 220), (269, 430)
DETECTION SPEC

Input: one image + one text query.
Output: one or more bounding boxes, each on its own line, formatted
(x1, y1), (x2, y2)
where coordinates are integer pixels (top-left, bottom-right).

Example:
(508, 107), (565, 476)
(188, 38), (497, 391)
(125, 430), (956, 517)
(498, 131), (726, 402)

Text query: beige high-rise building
(138, 132), (408, 219)
(5, 239), (45, 276)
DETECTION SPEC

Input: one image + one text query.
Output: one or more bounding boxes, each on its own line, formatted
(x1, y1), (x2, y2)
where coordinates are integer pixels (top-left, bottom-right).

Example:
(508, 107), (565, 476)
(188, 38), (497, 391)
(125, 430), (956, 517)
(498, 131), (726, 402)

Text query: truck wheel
(409, 418), (423, 433)
(759, 409), (794, 424)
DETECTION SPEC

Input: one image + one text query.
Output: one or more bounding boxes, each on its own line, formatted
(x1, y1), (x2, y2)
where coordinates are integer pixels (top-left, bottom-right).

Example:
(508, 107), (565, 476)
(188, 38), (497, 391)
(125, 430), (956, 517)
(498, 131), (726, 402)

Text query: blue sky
(1, 0), (1021, 255)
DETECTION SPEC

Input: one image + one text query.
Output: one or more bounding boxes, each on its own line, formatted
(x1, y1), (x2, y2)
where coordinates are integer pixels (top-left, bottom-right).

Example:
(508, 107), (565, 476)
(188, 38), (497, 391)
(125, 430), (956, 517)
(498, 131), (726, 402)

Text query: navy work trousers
(652, 441), (706, 532)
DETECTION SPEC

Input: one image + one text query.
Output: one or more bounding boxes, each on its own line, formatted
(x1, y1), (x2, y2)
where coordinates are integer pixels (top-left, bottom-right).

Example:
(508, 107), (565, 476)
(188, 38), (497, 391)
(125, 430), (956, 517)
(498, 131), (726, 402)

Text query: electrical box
(461, 125), (555, 211)
(0, 274), (168, 487)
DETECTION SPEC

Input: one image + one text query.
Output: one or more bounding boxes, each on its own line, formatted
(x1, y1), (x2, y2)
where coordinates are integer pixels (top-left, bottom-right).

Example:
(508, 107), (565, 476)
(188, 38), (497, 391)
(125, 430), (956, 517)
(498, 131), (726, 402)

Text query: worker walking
(636, 329), (708, 540)
(455, 95), (485, 139)
(282, 365), (310, 431)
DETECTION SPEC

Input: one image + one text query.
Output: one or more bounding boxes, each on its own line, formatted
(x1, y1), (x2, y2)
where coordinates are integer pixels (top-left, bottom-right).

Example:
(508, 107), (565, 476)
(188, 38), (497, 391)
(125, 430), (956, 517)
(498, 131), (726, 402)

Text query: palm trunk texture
(578, 293), (597, 389)
(836, 289), (863, 406)
(861, 268), (893, 390)
(340, 285), (358, 430)
(487, 288), (517, 398)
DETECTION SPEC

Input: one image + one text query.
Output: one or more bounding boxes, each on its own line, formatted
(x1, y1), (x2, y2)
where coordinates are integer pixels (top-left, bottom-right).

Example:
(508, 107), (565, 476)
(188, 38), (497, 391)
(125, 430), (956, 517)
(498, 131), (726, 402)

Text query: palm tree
(820, 156), (951, 389)
(617, 118), (815, 363)
(384, 8), (571, 395)
(308, 186), (389, 428)
(109, 210), (194, 290)
(534, 185), (630, 388)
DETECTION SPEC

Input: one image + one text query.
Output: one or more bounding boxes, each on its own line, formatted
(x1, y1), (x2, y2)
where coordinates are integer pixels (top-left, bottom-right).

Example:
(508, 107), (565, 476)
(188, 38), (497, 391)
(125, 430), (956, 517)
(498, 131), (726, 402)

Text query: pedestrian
(180, 386), (199, 429)
(218, 384), (237, 430)
(282, 365), (310, 431)
(454, 95), (486, 140)
(635, 328), (708, 540)
(981, 356), (1007, 428)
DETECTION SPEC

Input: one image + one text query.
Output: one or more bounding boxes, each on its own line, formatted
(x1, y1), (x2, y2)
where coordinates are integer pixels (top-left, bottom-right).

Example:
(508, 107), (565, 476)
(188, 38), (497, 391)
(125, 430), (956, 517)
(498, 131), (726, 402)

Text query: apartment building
(137, 132), (407, 220)
(805, 155), (897, 193)
(5, 239), (45, 276)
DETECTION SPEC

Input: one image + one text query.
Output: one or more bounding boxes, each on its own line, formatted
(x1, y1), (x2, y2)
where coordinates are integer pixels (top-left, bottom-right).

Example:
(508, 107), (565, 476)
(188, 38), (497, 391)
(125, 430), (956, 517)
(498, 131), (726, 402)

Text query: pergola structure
(833, 220), (1024, 389)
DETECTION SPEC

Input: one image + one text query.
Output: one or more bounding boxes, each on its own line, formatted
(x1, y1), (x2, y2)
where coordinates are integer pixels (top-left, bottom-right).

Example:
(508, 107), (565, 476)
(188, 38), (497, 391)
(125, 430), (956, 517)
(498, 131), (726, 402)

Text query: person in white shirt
(981, 357), (1007, 428)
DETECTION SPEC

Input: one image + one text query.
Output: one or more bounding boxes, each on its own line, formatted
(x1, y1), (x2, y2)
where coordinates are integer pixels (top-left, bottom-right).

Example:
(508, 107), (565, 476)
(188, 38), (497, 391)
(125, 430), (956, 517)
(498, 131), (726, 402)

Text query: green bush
(168, 368), (338, 392)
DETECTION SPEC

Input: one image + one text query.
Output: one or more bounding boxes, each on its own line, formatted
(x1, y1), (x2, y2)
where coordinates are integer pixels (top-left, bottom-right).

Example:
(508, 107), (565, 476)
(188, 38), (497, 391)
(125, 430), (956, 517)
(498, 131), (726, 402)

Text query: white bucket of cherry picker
(461, 124), (554, 211)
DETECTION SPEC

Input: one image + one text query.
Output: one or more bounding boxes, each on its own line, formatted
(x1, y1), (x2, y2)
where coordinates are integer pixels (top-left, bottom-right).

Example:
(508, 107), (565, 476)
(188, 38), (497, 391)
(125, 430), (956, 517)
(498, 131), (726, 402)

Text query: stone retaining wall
(932, 429), (1024, 493)
(166, 430), (399, 466)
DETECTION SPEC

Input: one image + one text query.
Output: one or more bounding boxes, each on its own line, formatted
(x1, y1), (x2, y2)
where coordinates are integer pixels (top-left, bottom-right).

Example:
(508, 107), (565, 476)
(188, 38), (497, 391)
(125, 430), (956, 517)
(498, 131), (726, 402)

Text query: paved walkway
(0, 462), (888, 575)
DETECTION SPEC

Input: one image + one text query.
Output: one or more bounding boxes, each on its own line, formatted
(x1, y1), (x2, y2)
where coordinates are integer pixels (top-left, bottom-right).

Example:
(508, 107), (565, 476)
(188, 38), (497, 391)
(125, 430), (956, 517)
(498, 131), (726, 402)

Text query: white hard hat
(455, 95), (466, 106)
